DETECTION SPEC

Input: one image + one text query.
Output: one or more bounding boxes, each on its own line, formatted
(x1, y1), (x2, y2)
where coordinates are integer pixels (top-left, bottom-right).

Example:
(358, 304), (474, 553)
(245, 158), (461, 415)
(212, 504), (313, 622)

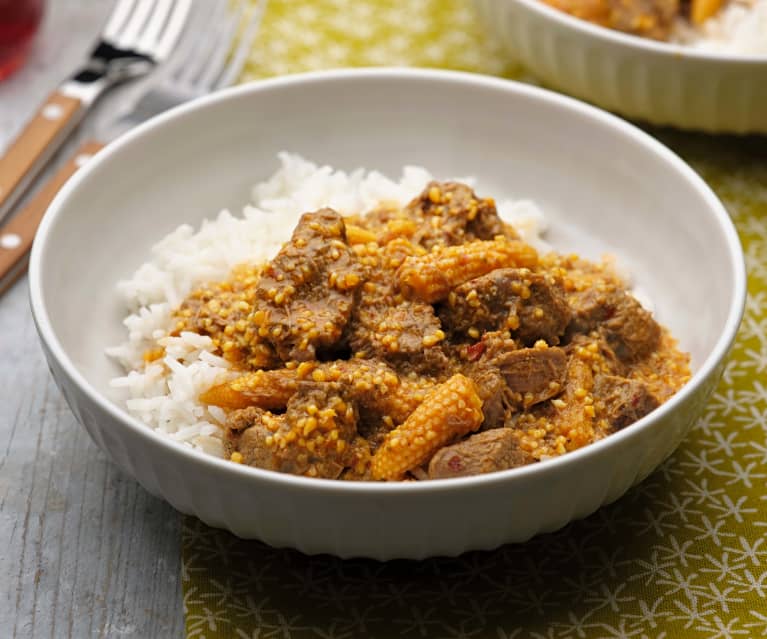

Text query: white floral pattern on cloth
(182, 2), (767, 637)
(239, 0), (525, 80)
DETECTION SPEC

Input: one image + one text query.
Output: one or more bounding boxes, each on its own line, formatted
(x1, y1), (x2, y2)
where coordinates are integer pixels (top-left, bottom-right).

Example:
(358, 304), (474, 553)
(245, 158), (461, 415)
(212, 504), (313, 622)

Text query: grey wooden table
(1, 2), (184, 637)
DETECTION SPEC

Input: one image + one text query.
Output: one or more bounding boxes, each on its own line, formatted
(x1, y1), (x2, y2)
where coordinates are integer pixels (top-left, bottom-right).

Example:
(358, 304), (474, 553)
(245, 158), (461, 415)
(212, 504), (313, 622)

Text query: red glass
(0, 0), (44, 81)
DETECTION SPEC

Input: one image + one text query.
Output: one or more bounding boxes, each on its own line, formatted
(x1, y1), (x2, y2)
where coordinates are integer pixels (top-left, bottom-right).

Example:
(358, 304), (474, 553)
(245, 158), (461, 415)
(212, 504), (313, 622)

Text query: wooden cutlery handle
(0, 89), (85, 219)
(0, 140), (105, 296)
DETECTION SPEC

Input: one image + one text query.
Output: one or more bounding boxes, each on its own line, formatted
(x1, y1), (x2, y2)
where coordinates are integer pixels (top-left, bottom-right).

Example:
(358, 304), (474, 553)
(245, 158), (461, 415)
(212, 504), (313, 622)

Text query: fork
(106, 0), (265, 136)
(0, 0), (192, 220)
(0, 0), (265, 295)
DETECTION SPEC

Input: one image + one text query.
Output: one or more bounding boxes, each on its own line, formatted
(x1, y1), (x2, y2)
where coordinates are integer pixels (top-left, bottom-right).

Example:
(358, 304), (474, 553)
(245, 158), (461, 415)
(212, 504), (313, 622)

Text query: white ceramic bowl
(30, 69), (745, 559)
(474, 0), (767, 134)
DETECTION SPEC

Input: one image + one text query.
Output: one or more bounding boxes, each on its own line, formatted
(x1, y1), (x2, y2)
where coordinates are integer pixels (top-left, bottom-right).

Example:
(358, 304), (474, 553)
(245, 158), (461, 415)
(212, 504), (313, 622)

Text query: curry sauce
(160, 182), (690, 481)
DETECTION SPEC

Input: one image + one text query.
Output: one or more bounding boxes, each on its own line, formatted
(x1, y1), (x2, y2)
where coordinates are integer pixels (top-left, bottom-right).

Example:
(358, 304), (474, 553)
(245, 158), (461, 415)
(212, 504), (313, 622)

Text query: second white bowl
(475, 0), (767, 134)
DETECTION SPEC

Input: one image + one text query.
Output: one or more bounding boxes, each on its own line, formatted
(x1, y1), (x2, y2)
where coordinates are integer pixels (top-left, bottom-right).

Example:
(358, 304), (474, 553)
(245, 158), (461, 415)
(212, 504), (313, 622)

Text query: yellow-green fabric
(183, 2), (767, 637)
(239, 0), (521, 80)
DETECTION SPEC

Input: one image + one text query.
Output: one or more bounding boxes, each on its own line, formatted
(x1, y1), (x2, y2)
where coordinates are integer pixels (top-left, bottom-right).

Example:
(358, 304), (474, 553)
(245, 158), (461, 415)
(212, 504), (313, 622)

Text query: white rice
(108, 153), (550, 457)
(674, 0), (767, 55)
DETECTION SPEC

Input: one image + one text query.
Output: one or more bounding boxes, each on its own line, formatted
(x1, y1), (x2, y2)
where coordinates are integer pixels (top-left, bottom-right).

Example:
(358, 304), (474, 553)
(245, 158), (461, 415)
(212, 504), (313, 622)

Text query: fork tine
(102, 0), (137, 41)
(215, 0), (266, 90)
(173, 1), (231, 85)
(134, 0), (174, 52)
(194, 2), (245, 91)
(113, 0), (156, 47)
(156, 2), (212, 80)
(152, 0), (192, 61)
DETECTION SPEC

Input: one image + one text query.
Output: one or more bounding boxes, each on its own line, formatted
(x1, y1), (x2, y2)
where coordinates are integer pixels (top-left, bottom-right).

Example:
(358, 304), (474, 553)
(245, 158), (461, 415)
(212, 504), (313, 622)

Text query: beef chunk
(567, 289), (660, 362)
(253, 209), (363, 362)
(346, 238), (451, 376)
(428, 429), (534, 479)
(601, 296), (661, 363)
(231, 425), (279, 469)
(492, 346), (567, 408)
(407, 181), (517, 249)
(566, 333), (627, 377)
(440, 268), (571, 345)
(349, 296), (439, 357)
(594, 375), (659, 431)
(347, 278), (449, 376)
(440, 269), (519, 335)
(224, 406), (283, 469)
(225, 383), (360, 479)
(567, 287), (616, 335)
(281, 382), (359, 478)
(461, 337), (567, 423)
(514, 354), (598, 453)
(462, 363), (512, 430)
(514, 274), (572, 345)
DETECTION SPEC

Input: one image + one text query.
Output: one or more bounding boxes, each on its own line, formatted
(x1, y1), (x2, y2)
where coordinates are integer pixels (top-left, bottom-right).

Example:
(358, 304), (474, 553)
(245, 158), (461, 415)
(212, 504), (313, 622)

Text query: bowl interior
(34, 71), (739, 415)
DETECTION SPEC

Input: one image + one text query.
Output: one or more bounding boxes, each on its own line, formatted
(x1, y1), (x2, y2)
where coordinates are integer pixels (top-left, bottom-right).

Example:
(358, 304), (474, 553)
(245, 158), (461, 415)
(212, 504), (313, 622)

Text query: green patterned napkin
(183, 2), (767, 637)
(239, 0), (521, 80)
